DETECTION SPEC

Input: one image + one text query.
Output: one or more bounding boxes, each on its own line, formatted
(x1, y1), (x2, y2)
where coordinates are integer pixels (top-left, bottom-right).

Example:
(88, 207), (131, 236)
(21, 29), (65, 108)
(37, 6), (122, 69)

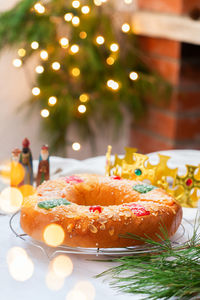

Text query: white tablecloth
(0, 152), (199, 300)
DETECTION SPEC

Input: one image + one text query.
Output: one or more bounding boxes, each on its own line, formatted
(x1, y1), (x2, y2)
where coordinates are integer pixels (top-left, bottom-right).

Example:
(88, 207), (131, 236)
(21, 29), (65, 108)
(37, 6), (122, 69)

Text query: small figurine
(10, 148), (24, 187)
(19, 138), (34, 185)
(36, 145), (50, 186)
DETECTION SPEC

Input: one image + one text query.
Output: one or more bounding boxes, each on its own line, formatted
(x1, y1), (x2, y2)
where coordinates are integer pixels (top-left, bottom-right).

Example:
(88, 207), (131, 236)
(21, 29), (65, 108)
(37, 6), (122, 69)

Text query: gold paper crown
(105, 146), (200, 208)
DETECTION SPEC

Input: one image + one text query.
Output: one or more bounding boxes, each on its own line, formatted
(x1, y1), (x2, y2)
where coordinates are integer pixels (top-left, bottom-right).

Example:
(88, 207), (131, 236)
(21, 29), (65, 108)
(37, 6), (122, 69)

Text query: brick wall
(130, 0), (200, 153)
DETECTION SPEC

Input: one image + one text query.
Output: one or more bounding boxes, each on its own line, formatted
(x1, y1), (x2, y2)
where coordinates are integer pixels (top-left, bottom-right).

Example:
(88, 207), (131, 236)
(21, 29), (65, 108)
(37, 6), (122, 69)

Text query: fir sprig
(97, 218), (200, 299)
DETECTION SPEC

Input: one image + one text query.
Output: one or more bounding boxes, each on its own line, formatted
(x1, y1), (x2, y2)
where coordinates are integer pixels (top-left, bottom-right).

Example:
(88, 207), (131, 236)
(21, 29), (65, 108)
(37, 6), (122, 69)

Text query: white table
(0, 152), (199, 300)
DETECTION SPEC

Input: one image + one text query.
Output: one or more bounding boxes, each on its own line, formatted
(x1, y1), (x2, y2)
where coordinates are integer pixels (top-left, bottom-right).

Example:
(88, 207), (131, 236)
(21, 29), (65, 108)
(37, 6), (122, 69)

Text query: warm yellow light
(40, 109), (49, 118)
(70, 44), (79, 54)
(64, 13), (73, 22)
(81, 5), (90, 14)
(34, 2), (45, 14)
(46, 271), (65, 291)
(79, 93), (89, 102)
(10, 162), (25, 187)
(94, 0), (102, 6)
(79, 31), (87, 39)
(52, 62), (61, 71)
(71, 67), (80, 77)
(51, 255), (73, 278)
(106, 56), (115, 65)
(7, 247), (34, 281)
(72, 16), (80, 26)
(107, 79), (119, 91)
(32, 87), (40, 96)
(18, 48), (26, 57)
(72, 142), (81, 151)
(122, 23), (130, 33)
(129, 71), (139, 81)
(13, 59), (22, 68)
(110, 43), (119, 52)
(59, 37), (69, 48)
(31, 41), (39, 50)
(74, 281), (96, 300)
(48, 96), (57, 106)
(72, 0), (80, 8)
(0, 187), (23, 214)
(40, 50), (48, 60)
(124, 0), (132, 4)
(96, 36), (104, 45)
(19, 185), (36, 199)
(35, 65), (44, 74)
(78, 104), (86, 113)
(43, 224), (65, 247)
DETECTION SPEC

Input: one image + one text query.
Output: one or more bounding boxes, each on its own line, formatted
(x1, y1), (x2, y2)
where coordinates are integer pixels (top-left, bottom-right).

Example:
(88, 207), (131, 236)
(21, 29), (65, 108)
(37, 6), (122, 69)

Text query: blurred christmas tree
(0, 0), (170, 153)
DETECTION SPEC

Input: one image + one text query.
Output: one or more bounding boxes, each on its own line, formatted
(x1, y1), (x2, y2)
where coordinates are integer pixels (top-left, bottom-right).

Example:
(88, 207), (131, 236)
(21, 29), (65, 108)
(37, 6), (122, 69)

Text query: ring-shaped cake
(20, 174), (182, 248)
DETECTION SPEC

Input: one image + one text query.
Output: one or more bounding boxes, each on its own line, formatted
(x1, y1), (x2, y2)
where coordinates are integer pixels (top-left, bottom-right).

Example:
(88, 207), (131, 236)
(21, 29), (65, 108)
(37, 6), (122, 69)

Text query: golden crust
(20, 174), (183, 248)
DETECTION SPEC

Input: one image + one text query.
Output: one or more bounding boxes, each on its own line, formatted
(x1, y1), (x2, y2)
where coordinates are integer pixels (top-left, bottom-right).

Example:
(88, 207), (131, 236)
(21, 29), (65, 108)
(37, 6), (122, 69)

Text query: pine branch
(97, 218), (200, 300)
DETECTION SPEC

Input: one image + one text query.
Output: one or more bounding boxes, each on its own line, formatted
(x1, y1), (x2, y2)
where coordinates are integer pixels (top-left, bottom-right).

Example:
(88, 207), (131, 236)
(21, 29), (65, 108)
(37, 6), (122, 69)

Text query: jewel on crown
(105, 146), (200, 208)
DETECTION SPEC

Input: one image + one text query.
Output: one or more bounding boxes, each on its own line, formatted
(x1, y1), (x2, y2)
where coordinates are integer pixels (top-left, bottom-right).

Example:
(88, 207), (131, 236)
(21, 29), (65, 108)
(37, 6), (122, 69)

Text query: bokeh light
(96, 36), (104, 45)
(107, 79), (119, 91)
(94, 0), (102, 6)
(110, 43), (119, 52)
(106, 56), (115, 65)
(122, 23), (130, 33)
(72, 0), (80, 8)
(34, 2), (45, 14)
(129, 71), (139, 81)
(31, 41), (39, 50)
(52, 62), (61, 71)
(124, 0), (132, 3)
(81, 6), (90, 14)
(79, 94), (89, 103)
(66, 289), (87, 300)
(40, 50), (48, 60)
(71, 67), (80, 77)
(32, 87), (40, 96)
(59, 37), (69, 48)
(72, 16), (80, 26)
(78, 104), (86, 113)
(74, 281), (96, 300)
(70, 44), (79, 54)
(43, 224), (65, 247)
(51, 255), (73, 278)
(72, 142), (81, 151)
(0, 187), (23, 213)
(48, 96), (57, 106)
(19, 185), (36, 199)
(18, 48), (26, 57)
(7, 247), (34, 281)
(12, 59), (22, 68)
(79, 31), (87, 39)
(10, 161), (25, 186)
(40, 109), (50, 118)
(46, 270), (65, 291)
(35, 65), (44, 74)
(64, 13), (73, 22)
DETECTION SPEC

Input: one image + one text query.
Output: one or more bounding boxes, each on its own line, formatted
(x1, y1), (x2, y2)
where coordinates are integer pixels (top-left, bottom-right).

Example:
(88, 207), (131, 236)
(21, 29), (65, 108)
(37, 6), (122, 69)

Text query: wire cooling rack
(9, 211), (193, 259)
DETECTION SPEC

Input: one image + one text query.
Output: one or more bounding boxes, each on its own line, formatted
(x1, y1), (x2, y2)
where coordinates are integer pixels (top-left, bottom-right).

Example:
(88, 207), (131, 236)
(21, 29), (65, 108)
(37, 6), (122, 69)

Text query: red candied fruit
(65, 176), (84, 184)
(186, 178), (193, 187)
(111, 176), (121, 180)
(89, 205), (102, 213)
(123, 203), (150, 217)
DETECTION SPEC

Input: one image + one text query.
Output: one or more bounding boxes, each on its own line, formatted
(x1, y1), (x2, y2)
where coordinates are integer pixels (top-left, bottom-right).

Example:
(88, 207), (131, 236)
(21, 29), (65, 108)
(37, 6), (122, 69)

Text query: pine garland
(0, 0), (170, 152)
(97, 219), (200, 299)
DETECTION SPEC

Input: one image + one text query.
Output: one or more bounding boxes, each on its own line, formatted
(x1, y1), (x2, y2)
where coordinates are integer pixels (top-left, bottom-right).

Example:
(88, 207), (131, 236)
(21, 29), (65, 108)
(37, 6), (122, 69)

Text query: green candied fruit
(133, 184), (157, 194)
(38, 198), (71, 210)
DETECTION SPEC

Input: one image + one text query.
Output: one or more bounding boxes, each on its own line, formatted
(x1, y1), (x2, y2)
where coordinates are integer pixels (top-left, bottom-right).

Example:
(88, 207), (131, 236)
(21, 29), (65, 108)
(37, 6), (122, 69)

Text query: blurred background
(0, 0), (200, 162)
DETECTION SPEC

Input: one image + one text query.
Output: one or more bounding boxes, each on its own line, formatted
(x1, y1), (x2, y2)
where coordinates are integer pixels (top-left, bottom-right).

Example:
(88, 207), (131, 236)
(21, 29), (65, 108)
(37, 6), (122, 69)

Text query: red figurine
(36, 145), (50, 186)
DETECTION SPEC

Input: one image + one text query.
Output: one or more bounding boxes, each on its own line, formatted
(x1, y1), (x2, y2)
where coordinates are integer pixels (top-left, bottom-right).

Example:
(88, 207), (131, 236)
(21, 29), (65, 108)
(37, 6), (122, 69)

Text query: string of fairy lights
(12, 0), (138, 152)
